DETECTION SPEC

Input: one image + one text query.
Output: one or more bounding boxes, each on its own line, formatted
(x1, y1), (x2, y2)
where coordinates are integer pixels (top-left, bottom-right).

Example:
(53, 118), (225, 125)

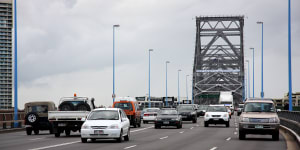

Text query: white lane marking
(190, 127), (194, 129)
(124, 145), (137, 149)
(130, 126), (153, 133)
(210, 147), (218, 150)
(235, 128), (238, 130)
(179, 131), (184, 134)
(234, 132), (237, 135)
(160, 136), (168, 140)
(29, 138), (45, 141)
(196, 125), (199, 127)
(28, 141), (80, 150)
(226, 137), (231, 141)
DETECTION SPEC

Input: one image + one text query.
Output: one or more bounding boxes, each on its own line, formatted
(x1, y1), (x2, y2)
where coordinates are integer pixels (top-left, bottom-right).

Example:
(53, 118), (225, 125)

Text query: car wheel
(26, 128), (32, 135)
(133, 121), (137, 128)
(25, 112), (39, 125)
(49, 128), (54, 134)
(226, 121), (230, 127)
(204, 121), (208, 127)
(239, 131), (245, 140)
(34, 129), (39, 135)
(81, 138), (87, 143)
(91, 138), (96, 142)
(155, 125), (160, 129)
(65, 129), (71, 136)
(117, 130), (123, 143)
(124, 128), (130, 141)
(76, 102), (91, 111)
(137, 121), (141, 128)
(59, 102), (74, 111)
(143, 121), (147, 124)
(55, 132), (60, 137)
(272, 131), (279, 141)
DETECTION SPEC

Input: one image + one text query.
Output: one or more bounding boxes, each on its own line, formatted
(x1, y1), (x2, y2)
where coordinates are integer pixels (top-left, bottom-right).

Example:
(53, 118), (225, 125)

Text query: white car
(143, 108), (160, 124)
(204, 105), (230, 127)
(81, 108), (130, 143)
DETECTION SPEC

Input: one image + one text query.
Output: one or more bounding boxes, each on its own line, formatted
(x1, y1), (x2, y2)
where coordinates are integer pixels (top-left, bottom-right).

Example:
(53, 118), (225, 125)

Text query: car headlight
(269, 117), (279, 123)
(241, 117), (249, 122)
(109, 124), (119, 129)
(223, 114), (228, 117)
(156, 118), (162, 121)
(81, 124), (91, 129)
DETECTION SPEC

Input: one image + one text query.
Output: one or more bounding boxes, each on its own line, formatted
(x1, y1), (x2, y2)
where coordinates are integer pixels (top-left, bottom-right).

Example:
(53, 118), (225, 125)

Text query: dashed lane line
(124, 145), (137, 149)
(210, 146), (218, 150)
(28, 141), (80, 150)
(190, 127), (194, 129)
(226, 137), (231, 141)
(29, 138), (45, 141)
(234, 132), (237, 135)
(179, 131), (184, 134)
(130, 126), (153, 133)
(160, 136), (168, 140)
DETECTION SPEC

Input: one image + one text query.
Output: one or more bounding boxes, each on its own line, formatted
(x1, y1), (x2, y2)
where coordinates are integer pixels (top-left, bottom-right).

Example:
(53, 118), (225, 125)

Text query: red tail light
(144, 114), (150, 116)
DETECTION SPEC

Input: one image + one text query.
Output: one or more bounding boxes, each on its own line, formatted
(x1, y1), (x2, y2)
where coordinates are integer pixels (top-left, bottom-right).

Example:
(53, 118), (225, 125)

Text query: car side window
(121, 110), (127, 119)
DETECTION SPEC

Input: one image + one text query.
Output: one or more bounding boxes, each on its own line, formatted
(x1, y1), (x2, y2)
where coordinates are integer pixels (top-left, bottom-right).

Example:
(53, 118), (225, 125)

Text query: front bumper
(81, 128), (121, 139)
(239, 122), (279, 135)
(155, 120), (181, 126)
(204, 117), (229, 124)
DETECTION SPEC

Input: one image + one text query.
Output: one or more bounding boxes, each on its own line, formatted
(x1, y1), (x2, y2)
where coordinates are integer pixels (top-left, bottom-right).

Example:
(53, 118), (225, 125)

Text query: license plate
(58, 123), (66, 127)
(163, 121), (169, 124)
(94, 130), (104, 134)
(213, 118), (219, 121)
(255, 125), (263, 129)
(182, 116), (187, 118)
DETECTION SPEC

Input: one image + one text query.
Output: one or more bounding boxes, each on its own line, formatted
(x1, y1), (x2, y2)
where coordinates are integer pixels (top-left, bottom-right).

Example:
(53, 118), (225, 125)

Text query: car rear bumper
(143, 116), (157, 121)
(81, 128), (121, 138)
(155, 120), (181, 126)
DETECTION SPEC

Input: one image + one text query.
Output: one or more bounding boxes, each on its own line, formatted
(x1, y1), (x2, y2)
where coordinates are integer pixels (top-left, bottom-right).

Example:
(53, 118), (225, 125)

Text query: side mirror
(276, 109), (281, 112)
(81, 117), (86, 121)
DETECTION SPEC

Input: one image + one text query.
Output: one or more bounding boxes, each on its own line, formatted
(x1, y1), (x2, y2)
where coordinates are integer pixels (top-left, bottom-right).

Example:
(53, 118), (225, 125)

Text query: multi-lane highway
(0, 115), (287, 150)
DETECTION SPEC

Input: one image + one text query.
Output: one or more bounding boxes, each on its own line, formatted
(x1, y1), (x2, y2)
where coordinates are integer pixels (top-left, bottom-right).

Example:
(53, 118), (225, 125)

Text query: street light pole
(288, 0), (293, 111)
(177, 69), (181, 105)
(246, 60), (250, 99)
(13, 0), (18, 127)
(113, 24), (120, 103)
(257, 21), (264, 98)
(186, 75), (189, 102)
(250, 47), (255, 98)
(148, 49), (153, 108)
(165, 61), (170, 107)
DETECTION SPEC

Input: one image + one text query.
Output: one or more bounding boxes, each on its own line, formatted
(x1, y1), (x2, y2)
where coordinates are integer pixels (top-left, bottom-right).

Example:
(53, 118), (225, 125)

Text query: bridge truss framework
(192, 16), (245, 105)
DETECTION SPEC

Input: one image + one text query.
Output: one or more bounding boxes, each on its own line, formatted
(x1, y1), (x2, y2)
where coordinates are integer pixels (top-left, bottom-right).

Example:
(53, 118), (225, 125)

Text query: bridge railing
(278, 110), (300, 136)
(0, 112), (25, 129)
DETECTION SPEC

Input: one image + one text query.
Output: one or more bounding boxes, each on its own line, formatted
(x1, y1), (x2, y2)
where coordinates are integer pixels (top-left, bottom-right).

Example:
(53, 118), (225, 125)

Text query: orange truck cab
(113, 97), (142, 128)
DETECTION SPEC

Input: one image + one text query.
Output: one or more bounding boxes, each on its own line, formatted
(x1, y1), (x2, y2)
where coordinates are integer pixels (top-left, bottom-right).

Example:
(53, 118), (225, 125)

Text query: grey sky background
(16, 0), (300, 109)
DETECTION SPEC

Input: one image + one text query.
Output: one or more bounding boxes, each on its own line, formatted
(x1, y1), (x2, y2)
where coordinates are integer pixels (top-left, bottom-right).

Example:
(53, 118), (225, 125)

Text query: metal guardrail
(0, 112), (25, 129)
(278, 110), (300, 136)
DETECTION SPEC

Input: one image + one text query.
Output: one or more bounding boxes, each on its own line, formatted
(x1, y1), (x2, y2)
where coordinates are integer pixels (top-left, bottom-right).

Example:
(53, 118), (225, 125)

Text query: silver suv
(239, 98), (280, 140)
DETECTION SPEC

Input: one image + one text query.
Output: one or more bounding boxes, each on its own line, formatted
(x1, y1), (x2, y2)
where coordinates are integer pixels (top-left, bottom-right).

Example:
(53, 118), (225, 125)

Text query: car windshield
(145, 108), (160, 112)
(88, 110), (119, 120)
(244, 102), (275, 112)
(207, 106), (227, 112)
(177, 105), (194, 111)
(198, 105), (208, 110)
(159, 110), (178, 115)
(114, 102), (133, 111)
(28, 105), (48, 113)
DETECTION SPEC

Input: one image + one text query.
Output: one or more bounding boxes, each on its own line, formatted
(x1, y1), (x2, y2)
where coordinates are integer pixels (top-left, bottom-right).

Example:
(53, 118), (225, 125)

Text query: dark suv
(177, 104), (197, 123)
(24, 101), (56, 135)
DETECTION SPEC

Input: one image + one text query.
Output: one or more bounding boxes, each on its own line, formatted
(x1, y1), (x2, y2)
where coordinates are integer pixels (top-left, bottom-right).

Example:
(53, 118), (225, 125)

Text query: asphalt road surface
(0, 115), (287, 150)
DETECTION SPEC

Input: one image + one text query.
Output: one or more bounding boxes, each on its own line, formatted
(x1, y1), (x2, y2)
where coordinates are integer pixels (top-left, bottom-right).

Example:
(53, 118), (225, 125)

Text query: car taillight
(144, 114), (149, 116)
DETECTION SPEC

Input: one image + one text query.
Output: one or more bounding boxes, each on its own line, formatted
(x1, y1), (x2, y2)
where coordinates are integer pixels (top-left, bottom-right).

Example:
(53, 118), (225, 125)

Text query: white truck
(219, 91), (234, 111)
(48, 94), (95, 137)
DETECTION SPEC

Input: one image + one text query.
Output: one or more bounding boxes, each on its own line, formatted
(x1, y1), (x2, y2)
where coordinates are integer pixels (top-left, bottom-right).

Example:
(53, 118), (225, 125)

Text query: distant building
(0, 0), (12, 109)
(273, 92), (300, 107)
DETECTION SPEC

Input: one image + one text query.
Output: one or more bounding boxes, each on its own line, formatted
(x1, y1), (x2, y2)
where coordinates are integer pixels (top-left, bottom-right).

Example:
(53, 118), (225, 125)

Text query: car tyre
(204, 121), (208, 127)
(59, 102), (74, 111)
(34, 129), (39, 135)
(143, 121), (147, 124)
(76, 102), (91, 111)
(55, 132), (60, 137)
(81, 138), (87, 143)
(124, 129), (130, 141)
(117, 130), (123, 143)
(25, 112), (39, 125)
(272, 131), (279, 141)
(192, 118), (197, 123)
(26, 128), (32, 135)
(226, 121), (230, 127)
(239, 131), (245, 140)
(65, 129), (71, 136)
(155, 125), (160, 129)
(91, 138), (96, 142)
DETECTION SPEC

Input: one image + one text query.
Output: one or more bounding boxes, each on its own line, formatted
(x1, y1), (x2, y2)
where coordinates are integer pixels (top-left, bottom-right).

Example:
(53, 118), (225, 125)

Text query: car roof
(209, 104), (225, 107)
(93, 108), (120, 111)
(245, 99), (274, 104)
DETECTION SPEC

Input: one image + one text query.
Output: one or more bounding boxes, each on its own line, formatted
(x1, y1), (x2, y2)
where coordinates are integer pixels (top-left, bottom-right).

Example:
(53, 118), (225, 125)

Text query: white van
(219, 91), (234, 110)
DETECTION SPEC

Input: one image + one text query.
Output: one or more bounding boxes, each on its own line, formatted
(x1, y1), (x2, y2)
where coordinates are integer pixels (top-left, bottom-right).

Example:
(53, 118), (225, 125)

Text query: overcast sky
(16, 0), (300, 109)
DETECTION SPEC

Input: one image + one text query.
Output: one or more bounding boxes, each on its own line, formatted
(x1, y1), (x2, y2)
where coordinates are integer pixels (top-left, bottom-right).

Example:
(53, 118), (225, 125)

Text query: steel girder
(193, 16), (245, 105)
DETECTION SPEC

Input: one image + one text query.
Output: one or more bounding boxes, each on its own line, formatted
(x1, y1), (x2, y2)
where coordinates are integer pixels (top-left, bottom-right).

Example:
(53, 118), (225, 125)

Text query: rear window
(114, 102), (133, 111)
(88, 110), (119, 120)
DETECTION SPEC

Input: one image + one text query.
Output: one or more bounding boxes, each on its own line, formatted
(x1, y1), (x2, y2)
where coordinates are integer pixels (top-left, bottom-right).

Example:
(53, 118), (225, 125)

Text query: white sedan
(204, 105), (230, 127)
(81, 108), (130, 143)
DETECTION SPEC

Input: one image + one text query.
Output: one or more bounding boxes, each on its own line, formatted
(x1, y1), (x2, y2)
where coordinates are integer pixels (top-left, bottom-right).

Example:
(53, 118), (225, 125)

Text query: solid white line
(226, 137), (231, 141)
(28, 141), (80, 150)
(124, 145), (137, 149)
(130, 126), (153, 133)
(160, 136), (168, 140)
(234, 132), (237, 135)
(29, 138), (45, 141)
(190, 127), (194, 129)
(179, 131), (184, 134)
(210, 146), (218, 150)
